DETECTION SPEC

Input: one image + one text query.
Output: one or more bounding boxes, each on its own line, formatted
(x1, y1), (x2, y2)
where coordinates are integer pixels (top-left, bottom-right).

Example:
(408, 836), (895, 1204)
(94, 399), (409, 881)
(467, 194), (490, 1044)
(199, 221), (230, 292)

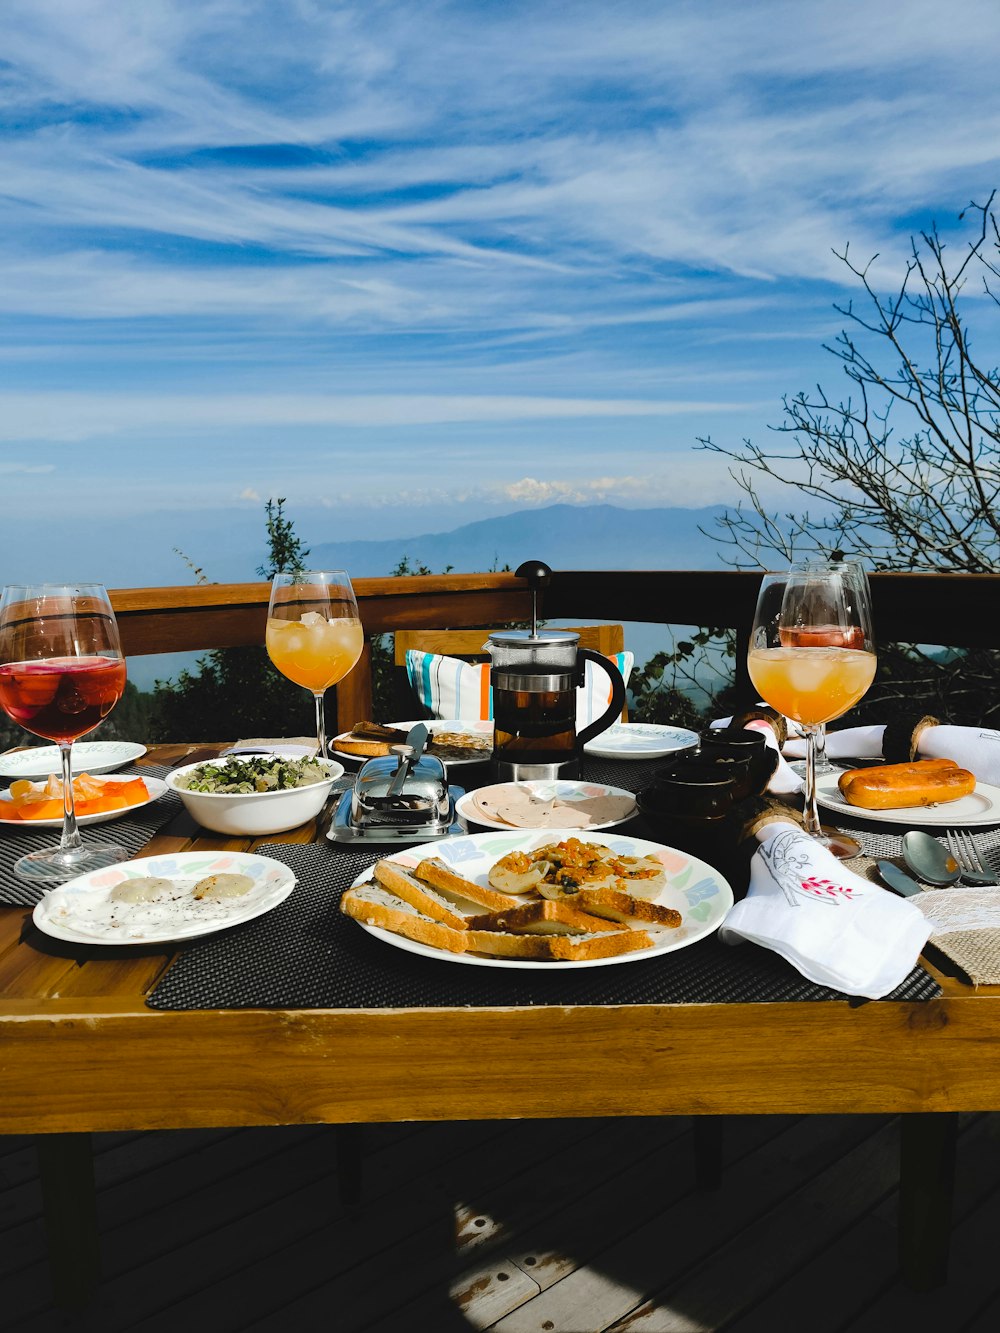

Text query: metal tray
(325, 787), (466, 845)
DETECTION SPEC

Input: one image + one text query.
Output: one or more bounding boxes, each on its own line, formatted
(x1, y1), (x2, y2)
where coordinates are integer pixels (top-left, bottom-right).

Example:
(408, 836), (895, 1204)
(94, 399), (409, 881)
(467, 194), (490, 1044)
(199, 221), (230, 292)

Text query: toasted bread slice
(415, 857), (520, 912)
(464, 927), (652, 961)
(340, 883), (468, 953)
(543, 886), (682, 931)
(372, 860), (469, 930)
(353, 722), (409, 741)
(466, 899), (628, 936)
(334, 722), (408, 757)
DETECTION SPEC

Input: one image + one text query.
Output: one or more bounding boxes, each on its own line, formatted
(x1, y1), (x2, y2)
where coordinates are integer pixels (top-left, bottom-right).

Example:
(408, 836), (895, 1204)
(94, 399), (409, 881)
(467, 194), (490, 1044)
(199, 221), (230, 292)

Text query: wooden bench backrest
(393, 623), (625, 663)
(393, 624), (628, 720)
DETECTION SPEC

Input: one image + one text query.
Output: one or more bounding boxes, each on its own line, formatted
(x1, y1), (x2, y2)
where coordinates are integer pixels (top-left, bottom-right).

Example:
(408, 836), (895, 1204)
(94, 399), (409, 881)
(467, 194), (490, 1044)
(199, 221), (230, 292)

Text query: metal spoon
(901, 830), (960, 887)
(876, 860), (924, 898)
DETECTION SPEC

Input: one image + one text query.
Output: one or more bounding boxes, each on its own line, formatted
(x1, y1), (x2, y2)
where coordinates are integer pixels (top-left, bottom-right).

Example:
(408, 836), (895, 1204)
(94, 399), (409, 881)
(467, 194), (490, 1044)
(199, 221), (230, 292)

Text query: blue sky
(4, 0), (1000, 588)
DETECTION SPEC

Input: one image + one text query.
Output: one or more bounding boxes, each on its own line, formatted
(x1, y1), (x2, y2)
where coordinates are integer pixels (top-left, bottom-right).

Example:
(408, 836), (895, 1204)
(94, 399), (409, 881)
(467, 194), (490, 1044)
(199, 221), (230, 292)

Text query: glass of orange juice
(266, 570), (364, 760)
(748, 564), (876, 852)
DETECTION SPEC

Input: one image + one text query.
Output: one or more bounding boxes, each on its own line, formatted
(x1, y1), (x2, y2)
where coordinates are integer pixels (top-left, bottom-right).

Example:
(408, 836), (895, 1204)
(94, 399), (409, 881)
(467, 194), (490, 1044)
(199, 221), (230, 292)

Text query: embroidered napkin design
(720, 825), (932, 999)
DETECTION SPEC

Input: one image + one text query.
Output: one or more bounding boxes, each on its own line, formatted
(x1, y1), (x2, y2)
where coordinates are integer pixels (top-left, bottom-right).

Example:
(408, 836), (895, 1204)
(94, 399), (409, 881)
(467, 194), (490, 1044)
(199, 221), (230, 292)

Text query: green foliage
(628, 628), (737, 730)
(258, 497), (310, 580)
(150, 646), (313, 742)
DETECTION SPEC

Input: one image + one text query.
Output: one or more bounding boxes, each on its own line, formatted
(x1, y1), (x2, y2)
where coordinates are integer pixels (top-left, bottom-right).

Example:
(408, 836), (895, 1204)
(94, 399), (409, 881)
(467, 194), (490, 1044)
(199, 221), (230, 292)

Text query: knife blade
(407, 723), (429, 761)
(385, 724), (429, 800)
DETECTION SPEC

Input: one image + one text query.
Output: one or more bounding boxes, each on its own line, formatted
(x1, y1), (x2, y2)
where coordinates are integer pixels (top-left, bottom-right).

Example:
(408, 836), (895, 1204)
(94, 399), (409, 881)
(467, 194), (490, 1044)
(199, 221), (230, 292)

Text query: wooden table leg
(898, 1111), (958, 1291)
(336, 1123), (364, 1210)
(35, 1133), (101, 1309)
(693, 1115), (724, 1190)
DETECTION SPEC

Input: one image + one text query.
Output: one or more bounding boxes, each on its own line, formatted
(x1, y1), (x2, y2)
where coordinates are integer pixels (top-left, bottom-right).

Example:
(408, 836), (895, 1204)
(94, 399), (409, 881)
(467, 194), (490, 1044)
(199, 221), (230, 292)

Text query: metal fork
(945, 828), (1000, 886)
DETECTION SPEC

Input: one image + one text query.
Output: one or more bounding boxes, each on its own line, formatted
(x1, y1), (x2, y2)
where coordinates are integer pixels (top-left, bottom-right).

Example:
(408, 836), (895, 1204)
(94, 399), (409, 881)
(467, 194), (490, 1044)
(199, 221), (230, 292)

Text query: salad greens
(175, 756), (331, 794)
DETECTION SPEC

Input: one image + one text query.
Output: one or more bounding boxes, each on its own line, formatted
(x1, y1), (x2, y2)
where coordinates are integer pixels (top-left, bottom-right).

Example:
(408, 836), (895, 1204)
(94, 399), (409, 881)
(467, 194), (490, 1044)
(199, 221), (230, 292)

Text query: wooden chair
(393, 624), (629, 720)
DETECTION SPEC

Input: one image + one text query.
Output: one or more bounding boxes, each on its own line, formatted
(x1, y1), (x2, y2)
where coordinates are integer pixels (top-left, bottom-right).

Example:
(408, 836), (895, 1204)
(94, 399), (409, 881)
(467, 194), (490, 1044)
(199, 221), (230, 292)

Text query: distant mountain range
(120, 503), (733, 688)
(309, 503), (731, 575)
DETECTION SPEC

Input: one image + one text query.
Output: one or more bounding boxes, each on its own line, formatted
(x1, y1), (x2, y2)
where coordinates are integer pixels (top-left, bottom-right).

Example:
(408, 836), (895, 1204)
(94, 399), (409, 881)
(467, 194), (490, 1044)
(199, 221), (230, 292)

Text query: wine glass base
(13, 843), (130, 884)
(813, 826), (862, 860)
(788, 759), (836, 778)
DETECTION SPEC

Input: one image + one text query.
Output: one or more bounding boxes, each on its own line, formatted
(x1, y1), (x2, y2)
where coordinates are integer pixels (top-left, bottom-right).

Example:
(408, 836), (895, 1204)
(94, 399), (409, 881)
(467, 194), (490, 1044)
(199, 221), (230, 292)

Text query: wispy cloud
(0, 461), (55, 475)
(0, 390), (758, 442)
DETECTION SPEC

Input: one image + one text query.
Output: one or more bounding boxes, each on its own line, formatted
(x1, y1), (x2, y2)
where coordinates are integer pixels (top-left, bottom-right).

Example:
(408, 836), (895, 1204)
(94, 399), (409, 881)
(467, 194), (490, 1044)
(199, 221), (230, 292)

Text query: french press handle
(575, 648), (627, 749)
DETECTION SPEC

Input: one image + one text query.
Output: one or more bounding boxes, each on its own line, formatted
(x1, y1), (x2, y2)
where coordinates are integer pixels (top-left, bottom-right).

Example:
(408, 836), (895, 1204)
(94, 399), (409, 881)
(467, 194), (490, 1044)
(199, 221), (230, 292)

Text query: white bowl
(166, 756), (344, 836)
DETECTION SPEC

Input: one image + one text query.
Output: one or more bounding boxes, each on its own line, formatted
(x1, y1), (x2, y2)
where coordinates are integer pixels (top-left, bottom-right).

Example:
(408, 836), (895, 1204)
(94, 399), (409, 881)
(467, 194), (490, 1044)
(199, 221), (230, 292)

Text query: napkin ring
(730, 707), (788, 747)
(882, 715), (940, 763)
(729, 795), (804, 844)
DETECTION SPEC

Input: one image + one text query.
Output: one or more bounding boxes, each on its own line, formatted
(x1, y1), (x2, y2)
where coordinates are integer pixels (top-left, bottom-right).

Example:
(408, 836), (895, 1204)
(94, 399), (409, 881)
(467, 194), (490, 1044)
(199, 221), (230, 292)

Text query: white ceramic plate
(583, 723), (699, 760)
(330, 719), (493, 768)
(0, 741), (147, 780)
(349, 830), (733, 969)
(815, 772), (1000, 826)
(33, 850), (296, 946)
(0, 775), (169, 829)
(455, 779), (637, 832)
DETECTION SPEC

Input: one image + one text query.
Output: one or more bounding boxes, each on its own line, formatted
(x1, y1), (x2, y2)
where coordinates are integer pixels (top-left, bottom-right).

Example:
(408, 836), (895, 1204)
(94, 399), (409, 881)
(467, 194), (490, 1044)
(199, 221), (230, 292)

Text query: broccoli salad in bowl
(174, 755), (333, 795)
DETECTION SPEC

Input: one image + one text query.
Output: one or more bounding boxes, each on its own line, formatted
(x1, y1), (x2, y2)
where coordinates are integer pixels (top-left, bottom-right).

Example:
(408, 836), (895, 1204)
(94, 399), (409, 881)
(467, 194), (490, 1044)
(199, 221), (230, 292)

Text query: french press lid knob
(514, 559), (552, 638)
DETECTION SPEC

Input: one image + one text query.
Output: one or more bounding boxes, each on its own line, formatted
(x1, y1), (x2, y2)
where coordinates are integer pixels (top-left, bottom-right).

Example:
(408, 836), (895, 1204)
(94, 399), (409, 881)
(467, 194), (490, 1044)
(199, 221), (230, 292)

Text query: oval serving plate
(815, 771), (1000, 827)
(348, 829), (733, 970)
(0, 775), (169, 829)
(583, 723), (699, 761)
(33, 850), (296, 946)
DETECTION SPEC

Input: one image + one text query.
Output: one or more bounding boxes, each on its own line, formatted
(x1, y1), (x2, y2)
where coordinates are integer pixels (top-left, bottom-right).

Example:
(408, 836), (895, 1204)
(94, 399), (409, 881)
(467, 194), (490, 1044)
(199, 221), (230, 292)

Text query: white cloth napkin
(783, 723), (1000, 784)
(720, 824), (932, 998)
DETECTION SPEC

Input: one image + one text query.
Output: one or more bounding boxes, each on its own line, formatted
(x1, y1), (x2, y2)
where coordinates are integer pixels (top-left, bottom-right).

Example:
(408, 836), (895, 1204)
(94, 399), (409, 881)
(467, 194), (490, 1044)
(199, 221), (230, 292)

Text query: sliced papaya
(16, 799), (65, 820)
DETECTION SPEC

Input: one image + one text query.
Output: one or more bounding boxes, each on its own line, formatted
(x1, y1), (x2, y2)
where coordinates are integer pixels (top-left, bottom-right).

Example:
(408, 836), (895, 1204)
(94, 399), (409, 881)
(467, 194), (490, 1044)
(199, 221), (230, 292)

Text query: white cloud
(0, 390), (758, 442)
(238, 486), (260, 501)
(0, 461), (56, 475)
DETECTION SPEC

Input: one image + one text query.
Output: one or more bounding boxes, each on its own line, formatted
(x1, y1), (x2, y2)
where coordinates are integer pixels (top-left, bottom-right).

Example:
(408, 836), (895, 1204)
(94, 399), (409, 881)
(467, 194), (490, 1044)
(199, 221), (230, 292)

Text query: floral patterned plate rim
(33, 850), (296, 946)
(348, 830), (733, 970)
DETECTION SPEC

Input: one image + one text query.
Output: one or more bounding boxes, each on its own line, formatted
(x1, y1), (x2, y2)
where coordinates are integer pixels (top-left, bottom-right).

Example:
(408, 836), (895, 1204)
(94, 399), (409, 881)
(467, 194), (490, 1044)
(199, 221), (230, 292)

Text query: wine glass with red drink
(0, 584), (129, 882)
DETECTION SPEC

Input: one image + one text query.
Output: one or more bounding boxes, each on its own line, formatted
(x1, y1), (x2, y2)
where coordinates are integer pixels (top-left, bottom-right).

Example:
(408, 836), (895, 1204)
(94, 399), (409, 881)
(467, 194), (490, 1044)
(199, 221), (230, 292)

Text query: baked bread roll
(838, 758), (976, 810)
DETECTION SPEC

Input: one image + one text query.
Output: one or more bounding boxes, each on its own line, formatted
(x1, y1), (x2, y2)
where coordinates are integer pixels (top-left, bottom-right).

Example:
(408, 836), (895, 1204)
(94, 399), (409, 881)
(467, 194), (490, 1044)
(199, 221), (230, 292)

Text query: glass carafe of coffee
(487, 628), (626, 781)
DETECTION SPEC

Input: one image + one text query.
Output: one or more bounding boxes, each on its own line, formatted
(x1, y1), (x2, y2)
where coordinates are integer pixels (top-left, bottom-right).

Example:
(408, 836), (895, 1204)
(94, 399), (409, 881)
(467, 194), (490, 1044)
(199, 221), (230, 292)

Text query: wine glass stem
(814, 723), (828, 769)
(313, 692), (327, 760)
(58, 741), (82, 852)
(802, 724), (823, 838)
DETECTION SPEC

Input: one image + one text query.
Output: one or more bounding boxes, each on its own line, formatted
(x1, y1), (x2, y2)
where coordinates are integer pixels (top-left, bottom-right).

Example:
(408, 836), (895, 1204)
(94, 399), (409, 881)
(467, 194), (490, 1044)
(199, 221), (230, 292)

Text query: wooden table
(1, 742), (997, 1301)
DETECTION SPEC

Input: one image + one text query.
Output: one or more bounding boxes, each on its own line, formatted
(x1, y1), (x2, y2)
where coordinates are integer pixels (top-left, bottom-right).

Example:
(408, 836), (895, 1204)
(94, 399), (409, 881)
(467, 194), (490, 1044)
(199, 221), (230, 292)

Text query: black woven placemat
(147, 835), (940, 1011)
(0, 765), (182, 906)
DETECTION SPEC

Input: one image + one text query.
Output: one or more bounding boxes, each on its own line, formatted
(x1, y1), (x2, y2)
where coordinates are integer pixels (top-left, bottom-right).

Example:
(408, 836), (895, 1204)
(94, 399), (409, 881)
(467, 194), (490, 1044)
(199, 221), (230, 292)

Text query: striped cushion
(405, 649), (633, 724)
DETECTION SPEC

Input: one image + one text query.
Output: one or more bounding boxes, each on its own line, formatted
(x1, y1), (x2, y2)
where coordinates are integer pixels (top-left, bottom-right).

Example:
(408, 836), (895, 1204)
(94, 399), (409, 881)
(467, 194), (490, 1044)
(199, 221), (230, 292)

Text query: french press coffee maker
(486, 561), (626, 781)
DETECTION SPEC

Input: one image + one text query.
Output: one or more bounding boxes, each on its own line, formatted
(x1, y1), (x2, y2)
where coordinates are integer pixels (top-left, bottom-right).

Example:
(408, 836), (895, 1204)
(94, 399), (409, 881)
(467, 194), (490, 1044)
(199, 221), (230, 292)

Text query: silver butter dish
(326, 744), (465, 844)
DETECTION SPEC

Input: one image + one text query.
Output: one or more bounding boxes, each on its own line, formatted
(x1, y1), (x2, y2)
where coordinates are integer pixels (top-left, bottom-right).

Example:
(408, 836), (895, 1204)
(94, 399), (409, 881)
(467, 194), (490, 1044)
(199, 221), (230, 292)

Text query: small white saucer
(0, 741), (147, 780)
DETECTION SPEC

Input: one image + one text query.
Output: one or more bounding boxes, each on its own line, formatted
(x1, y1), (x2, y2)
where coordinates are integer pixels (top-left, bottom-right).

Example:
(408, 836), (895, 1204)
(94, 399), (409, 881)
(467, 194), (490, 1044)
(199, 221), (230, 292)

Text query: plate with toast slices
(330, 719), (492, 767)
(341, 831), (734, 969)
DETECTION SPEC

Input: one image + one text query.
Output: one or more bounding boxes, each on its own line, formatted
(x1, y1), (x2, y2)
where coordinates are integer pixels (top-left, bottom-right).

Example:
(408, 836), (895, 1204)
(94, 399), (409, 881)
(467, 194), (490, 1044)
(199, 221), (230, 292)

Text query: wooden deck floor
(4, 1112), (1000, 1332)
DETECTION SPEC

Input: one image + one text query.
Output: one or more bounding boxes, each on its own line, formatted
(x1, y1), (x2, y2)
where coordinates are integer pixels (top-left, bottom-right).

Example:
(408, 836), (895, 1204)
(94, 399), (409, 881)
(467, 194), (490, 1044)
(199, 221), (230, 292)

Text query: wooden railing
(109, 569), (1000, 733)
